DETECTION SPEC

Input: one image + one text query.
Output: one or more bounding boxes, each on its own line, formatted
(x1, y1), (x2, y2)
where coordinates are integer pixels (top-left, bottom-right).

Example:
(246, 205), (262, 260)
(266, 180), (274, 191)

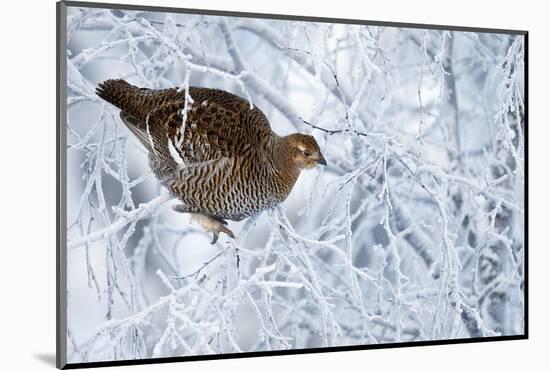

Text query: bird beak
(316, 156), (327, 166)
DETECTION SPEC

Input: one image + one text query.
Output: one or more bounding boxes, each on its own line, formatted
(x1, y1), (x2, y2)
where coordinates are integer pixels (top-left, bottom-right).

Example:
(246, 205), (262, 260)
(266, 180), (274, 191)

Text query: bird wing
(145, 96), (271, 165)
(118, 104), (182, 166)
(119, 98), (266, 167)
(98, 80), (274, 166)
(182, 87), (273, 162)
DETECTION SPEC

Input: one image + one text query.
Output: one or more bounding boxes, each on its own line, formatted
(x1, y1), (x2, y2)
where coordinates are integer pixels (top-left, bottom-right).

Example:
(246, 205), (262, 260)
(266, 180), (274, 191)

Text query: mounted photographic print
(56, 1), (528, 368)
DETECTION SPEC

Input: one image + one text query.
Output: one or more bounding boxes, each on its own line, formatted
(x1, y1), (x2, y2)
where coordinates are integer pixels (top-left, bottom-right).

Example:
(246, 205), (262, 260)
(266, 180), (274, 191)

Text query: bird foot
(190, 213), (235, 244)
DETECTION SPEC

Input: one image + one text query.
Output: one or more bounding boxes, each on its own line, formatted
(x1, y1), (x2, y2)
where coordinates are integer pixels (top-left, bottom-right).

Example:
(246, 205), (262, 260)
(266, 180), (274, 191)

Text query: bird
(96, 79), (327, 243)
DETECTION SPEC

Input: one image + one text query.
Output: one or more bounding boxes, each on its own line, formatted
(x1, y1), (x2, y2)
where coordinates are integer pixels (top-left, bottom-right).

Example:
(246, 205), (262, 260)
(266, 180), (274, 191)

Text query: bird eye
(303, 151), (311, 157)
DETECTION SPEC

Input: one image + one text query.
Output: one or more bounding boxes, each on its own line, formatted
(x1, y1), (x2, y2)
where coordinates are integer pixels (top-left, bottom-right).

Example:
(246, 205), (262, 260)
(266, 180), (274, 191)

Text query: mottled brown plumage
(96, 79), (326, 243)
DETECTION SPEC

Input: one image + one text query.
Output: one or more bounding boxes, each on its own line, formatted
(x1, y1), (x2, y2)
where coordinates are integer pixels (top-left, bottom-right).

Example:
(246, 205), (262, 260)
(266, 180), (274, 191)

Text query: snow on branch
(65, 7), (525, 363)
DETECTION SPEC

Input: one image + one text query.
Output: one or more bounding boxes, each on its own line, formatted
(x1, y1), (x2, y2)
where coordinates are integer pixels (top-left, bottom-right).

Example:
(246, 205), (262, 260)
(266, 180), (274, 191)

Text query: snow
(65, 5), (525, 364)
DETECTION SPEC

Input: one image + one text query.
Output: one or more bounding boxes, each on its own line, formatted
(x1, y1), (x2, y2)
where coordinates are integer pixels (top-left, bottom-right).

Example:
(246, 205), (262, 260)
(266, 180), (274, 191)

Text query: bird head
(283, 133), (327, 170)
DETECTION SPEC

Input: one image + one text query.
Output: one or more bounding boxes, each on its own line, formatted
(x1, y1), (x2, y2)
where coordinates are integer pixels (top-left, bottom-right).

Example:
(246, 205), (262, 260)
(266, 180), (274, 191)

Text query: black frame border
(56, 1), (529, 368)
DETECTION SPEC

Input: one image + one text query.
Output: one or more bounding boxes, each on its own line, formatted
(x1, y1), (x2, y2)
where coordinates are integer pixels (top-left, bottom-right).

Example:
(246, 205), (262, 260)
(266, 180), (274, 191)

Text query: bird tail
(96, 79), (153, 120)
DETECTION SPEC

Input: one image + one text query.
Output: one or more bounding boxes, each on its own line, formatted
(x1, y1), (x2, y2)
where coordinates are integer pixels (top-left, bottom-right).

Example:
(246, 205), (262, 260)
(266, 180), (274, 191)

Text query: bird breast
(213, 153), (297, 221)
(158, 147), (298, 222)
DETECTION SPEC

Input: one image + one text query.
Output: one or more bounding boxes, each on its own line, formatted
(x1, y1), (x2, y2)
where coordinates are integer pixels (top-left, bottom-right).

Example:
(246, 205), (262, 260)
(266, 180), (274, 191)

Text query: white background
(0, 0), (545, 369)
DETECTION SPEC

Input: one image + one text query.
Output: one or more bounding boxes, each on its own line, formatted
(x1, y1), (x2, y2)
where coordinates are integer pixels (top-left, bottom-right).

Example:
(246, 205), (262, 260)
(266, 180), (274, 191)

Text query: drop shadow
(34, 353), (57, 367)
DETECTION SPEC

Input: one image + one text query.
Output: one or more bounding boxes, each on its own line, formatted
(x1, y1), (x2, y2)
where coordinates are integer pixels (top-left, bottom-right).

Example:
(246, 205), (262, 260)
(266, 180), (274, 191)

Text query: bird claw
(210, 224), (235, 245)
(189, 213), (235, 244)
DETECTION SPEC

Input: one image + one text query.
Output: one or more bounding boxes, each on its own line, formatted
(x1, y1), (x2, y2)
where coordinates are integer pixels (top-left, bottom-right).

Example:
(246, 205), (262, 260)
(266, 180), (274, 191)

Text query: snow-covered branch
(65, 7), (525, 363)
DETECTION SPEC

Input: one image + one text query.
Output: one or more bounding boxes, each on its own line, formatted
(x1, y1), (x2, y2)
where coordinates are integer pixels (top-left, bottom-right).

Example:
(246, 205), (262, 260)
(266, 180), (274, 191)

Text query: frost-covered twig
(66, 8), (525, 362)
(68, 192), (171, 249)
